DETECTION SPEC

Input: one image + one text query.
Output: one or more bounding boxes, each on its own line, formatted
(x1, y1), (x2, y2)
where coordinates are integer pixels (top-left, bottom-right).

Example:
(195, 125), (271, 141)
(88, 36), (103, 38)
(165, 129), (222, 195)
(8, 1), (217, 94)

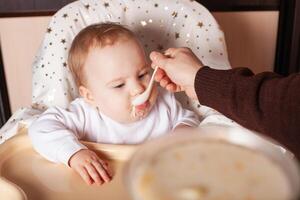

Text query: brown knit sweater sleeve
(194, 66), (300, 156)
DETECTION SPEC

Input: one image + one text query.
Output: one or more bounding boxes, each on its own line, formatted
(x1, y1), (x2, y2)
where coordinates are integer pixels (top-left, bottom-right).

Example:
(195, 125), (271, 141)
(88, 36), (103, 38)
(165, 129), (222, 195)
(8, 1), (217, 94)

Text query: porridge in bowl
(125, 126), (299, 200)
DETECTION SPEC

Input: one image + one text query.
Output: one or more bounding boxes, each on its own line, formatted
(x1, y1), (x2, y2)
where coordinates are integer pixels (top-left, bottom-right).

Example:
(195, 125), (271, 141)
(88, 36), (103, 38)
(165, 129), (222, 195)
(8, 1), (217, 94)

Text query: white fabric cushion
(32, 0), (230, 109)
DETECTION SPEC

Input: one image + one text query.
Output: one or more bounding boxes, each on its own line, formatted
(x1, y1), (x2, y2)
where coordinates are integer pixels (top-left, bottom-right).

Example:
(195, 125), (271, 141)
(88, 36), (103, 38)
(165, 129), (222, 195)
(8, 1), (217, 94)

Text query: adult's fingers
(92, 161), (111, 183)
(160, 76), (172, 88)
(166, 83), (179, 92)
(164, 47), (180, 57)
(150, 51), (168, 70)
(154, 68), (166, 82)
(85, 164), (104, 185)
(76, 166), (94, 185)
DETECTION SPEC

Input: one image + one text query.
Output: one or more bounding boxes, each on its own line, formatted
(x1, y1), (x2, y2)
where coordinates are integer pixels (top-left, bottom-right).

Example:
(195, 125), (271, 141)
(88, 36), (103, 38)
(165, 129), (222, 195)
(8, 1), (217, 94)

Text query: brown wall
(214, 11), (278, 73)
(0, 11), (279, 112)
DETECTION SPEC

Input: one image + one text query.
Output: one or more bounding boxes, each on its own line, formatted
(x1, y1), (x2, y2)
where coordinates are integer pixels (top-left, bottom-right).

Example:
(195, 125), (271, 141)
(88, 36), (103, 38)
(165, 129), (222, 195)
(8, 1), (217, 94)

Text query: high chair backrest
(31, 0), (231, 110)
(0, 0), (231, 144)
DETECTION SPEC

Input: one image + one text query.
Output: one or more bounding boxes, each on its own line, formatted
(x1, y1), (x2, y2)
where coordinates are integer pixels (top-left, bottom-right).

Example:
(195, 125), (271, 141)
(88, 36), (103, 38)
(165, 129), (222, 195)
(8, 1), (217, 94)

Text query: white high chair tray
(0, 129), (137, 200)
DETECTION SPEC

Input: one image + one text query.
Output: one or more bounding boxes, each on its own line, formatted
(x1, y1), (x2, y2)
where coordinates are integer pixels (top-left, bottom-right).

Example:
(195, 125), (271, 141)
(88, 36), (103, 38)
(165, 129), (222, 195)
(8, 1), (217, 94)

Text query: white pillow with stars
(0, 0), (231, 143)
(31, 0), (231, 111)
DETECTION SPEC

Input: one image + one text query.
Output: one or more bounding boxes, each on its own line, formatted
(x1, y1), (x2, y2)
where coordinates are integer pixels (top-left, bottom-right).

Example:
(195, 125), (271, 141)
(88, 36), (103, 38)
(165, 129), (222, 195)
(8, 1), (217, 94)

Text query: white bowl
(124, 125), (300, 200)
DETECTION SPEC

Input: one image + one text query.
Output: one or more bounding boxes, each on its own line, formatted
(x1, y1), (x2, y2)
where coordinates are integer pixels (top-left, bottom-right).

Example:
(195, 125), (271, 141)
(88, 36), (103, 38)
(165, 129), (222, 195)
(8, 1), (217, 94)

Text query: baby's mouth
(135, 101), (149, 111)
(131, 101), (150, 119)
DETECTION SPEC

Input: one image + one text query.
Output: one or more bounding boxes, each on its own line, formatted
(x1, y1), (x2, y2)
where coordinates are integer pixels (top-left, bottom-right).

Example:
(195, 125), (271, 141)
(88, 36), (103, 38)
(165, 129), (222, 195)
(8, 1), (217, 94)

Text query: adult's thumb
(150, 51), (168, 70)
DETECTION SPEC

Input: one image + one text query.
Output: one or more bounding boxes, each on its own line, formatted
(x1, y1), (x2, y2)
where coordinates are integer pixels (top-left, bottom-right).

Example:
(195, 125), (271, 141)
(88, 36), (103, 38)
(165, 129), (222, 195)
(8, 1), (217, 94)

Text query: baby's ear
(79, 86), (94, 104)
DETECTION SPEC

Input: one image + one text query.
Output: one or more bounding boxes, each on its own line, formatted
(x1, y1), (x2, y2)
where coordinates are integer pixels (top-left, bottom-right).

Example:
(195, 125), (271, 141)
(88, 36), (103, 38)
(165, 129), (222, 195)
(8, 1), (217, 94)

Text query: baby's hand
(69, 149), (113, 185)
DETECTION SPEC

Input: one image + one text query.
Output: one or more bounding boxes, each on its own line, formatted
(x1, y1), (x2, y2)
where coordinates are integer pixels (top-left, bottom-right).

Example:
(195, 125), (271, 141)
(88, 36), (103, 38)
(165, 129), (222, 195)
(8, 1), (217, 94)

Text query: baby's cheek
(143, 75), (151, 87)
(103, 97), (126, 113)
(112, 103), (131, 121)
(116, 100), (130, 112)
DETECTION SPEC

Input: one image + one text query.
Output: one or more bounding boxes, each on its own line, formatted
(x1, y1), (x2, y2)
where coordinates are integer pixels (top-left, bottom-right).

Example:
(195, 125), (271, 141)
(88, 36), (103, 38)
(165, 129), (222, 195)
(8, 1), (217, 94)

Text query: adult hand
(69, 149), (113, 185)
(150, 47), (203, 99)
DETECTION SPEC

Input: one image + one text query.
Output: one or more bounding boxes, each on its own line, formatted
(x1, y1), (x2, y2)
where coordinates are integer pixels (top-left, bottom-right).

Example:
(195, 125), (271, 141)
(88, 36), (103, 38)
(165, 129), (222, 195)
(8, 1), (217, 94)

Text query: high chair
(0, 0), (232, 199)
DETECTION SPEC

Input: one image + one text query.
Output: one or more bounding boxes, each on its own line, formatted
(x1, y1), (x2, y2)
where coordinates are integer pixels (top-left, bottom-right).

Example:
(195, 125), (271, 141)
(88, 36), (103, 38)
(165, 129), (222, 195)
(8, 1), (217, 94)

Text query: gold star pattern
(61, 39), (66, 44)
(172, 11), (178, 18)
(63, 13), (68, 18)
(84, 4), (90, 9)
(104, 2), (109, 8)
(175, 32), (180, 39)
(47, 27), (52, 33)
(197, 22), (204, 28)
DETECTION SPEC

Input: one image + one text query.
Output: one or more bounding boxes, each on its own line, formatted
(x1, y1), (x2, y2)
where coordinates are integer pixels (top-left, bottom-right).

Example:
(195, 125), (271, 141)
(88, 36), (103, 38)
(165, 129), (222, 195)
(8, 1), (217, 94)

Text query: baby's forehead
(84, 43), (149, 79)
(87, 38), (147, 63)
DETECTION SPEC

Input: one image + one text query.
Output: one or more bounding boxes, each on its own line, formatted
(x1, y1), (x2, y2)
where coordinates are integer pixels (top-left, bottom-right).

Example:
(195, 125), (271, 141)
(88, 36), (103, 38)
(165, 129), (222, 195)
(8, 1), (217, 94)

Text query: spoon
(132, 66), (159, 106)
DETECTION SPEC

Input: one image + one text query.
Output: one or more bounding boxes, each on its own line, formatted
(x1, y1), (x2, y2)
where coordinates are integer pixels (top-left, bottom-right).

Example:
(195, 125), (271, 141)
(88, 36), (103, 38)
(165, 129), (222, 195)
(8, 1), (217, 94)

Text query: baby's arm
(28, 100), (113, 185)
(28, 102), (87, 165)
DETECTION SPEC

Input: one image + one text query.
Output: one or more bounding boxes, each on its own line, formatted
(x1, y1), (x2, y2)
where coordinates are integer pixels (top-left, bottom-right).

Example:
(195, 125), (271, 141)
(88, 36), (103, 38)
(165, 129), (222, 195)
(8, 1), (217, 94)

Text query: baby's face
(82, 38), (158, 123)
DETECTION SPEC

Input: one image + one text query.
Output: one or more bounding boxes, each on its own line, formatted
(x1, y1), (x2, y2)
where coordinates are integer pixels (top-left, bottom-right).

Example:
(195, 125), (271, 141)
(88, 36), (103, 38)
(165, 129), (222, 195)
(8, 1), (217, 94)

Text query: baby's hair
(68, 22), (136, 86)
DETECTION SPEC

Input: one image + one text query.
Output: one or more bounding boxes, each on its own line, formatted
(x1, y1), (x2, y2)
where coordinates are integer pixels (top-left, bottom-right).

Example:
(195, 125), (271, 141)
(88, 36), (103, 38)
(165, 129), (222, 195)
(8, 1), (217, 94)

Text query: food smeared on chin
(135, 101), (149, 110)
(131, 101), (149, 119)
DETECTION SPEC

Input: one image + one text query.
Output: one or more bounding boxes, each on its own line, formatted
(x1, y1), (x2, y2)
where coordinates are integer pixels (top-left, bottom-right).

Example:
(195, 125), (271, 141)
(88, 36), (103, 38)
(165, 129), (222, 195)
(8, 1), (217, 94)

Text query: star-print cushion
(0, 0), (231, 144)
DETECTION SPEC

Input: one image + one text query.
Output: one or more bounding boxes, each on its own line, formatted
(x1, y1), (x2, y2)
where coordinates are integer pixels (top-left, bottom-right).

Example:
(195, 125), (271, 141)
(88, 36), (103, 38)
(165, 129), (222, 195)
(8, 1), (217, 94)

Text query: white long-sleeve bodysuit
(28, 89), (199, 166)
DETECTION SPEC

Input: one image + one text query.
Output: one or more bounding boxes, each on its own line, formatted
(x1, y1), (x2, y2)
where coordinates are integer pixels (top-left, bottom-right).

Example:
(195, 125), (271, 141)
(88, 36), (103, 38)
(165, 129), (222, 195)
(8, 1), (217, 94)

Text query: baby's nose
(131, 82), (145, 97)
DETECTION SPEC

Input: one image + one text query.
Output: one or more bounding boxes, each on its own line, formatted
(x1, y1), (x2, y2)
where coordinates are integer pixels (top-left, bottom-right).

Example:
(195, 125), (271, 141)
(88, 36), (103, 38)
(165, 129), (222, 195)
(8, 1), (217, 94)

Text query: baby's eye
(113, 83), (125, 89)
(138, 72), (149, 79)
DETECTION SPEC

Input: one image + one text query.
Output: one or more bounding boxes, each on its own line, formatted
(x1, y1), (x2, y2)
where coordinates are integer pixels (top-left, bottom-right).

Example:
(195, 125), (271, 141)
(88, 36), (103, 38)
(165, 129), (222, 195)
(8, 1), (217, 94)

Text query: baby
(29, 23), (199, 186)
